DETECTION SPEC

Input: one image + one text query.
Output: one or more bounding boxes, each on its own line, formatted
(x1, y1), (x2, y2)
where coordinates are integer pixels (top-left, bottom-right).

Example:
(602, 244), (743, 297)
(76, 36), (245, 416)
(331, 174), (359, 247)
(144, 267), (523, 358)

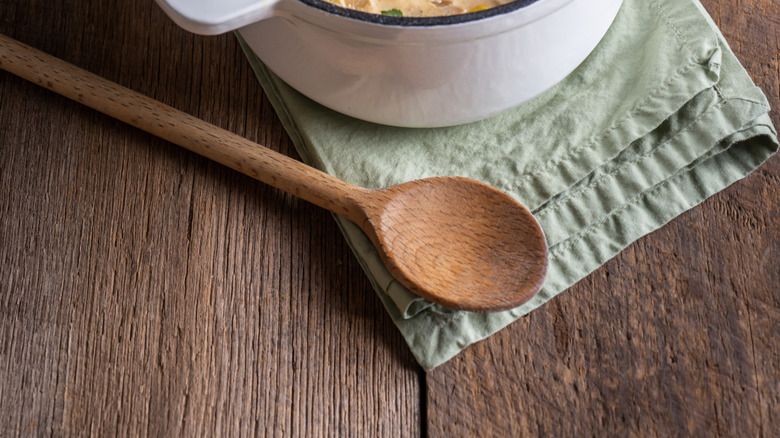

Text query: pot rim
(156, 0), (565, 35)
(297, 0), (543, 26)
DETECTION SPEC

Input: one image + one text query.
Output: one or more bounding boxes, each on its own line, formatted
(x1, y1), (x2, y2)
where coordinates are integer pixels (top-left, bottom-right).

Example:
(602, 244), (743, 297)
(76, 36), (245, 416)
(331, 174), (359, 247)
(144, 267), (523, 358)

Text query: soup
(324, 0), (513, 17)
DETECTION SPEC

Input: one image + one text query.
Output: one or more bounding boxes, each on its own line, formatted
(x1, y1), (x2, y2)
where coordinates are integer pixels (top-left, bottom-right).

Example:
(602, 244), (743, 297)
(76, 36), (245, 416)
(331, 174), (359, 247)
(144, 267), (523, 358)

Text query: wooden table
(1, 0), (777, 435)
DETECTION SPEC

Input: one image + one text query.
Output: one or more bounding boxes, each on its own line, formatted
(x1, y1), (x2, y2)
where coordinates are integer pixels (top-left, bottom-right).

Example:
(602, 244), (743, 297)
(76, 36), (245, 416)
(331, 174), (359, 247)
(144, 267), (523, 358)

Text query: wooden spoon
(0, 34), (547, 312)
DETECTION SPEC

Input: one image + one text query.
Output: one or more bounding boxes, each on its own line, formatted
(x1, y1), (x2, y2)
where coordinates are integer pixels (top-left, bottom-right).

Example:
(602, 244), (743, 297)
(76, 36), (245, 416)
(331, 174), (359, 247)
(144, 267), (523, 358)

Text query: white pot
(156, 0), (623, 127)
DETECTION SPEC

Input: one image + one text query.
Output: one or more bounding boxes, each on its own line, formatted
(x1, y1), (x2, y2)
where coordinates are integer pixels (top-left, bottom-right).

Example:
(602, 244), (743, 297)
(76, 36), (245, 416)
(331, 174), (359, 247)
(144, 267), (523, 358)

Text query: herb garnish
(381, 8), (403, 16)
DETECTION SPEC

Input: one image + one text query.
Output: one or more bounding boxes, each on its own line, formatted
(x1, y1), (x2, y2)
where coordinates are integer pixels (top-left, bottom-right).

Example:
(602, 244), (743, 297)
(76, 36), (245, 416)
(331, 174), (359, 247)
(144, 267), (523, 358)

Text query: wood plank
(0, 1), (421, 436)
(426, 0), (780, 435)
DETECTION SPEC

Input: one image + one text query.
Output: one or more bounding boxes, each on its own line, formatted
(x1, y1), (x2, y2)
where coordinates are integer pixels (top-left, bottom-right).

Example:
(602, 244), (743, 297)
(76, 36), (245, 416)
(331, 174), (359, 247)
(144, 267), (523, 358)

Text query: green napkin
(237, 0), (778, 370)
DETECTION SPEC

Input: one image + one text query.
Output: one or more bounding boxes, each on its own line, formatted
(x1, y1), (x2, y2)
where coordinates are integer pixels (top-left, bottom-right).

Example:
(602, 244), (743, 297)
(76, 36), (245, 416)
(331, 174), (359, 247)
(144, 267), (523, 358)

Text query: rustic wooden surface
(427, 0), (780, 436)
(0, 0), (777, 436)
(0, 1), (421, 436)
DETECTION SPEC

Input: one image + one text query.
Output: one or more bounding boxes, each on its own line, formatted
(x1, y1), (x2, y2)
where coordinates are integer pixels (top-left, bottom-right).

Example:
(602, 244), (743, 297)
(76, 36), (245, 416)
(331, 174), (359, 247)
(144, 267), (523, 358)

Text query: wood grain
(0, 1), (420, 436)
(427, 0), (780, 436)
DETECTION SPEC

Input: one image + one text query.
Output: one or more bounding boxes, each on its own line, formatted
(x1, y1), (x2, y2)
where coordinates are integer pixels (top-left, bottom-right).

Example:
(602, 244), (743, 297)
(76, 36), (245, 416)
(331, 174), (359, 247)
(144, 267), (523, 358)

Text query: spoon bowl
(0, 34), (548, 312)
(363, 176), (547, 311)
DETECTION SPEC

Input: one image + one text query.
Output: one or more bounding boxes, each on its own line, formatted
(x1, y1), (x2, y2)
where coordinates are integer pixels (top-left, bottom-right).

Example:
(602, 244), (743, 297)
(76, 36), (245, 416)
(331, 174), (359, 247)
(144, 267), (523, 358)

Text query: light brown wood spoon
(0, 34), (548, 312)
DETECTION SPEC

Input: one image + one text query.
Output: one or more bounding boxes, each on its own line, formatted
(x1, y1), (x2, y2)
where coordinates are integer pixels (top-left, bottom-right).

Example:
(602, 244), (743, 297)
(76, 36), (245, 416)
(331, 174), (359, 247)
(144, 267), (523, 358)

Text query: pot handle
(155, 0), (283, 35)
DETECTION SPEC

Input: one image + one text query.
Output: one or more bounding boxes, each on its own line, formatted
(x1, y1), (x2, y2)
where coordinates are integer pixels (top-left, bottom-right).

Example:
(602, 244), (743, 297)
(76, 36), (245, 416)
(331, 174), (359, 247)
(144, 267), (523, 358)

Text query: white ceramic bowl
(156, 0), (623, 127)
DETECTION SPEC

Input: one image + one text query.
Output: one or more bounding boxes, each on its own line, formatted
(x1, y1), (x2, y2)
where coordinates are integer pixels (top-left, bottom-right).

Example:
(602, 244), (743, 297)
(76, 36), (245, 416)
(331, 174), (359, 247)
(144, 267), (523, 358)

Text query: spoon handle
(0, 34), (369, 222)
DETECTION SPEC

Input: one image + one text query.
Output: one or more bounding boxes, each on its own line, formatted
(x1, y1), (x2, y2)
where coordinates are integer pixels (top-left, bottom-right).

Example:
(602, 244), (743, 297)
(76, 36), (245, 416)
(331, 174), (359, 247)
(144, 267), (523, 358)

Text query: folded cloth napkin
(237, 0), (778, 370)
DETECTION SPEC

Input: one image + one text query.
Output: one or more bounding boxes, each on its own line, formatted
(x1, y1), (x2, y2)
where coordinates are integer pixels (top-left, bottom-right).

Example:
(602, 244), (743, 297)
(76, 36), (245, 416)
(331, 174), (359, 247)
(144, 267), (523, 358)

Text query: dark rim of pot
(297, 0), (543, 26)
